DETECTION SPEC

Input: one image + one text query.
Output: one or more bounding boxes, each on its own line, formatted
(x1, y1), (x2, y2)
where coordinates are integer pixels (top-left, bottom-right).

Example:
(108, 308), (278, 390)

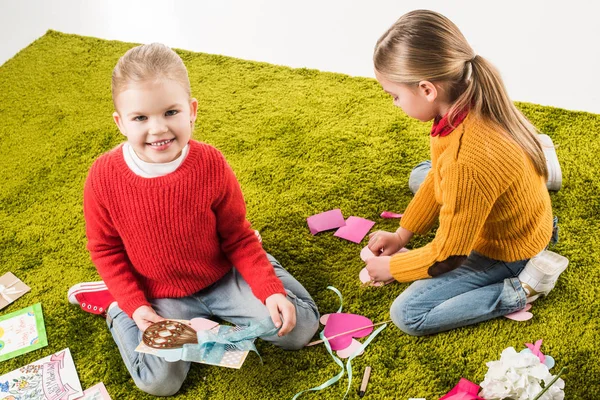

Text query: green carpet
(1, 30), (598, 399)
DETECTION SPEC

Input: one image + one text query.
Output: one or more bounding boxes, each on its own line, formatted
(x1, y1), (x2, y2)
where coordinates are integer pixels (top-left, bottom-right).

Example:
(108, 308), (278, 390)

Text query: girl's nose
(148, 120), (168, 135)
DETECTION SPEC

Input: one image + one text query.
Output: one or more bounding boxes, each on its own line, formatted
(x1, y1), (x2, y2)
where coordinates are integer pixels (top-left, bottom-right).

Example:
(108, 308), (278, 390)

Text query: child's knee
(390, 297), (427, 337)
(133, 369), (186, 397)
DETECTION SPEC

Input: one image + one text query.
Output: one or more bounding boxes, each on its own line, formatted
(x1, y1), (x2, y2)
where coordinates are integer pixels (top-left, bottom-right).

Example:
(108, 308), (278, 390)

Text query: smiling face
(113, 78), (198, 163)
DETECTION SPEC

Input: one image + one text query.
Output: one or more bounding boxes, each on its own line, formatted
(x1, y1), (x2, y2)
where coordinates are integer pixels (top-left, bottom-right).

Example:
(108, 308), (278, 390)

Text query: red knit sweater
(84, 140), (286, 317)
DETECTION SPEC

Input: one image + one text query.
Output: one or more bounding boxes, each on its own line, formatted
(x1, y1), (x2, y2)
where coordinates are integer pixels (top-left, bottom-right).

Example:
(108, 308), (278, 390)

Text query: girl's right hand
(368, 227), (413, 256)
(132, 305), (165, 332)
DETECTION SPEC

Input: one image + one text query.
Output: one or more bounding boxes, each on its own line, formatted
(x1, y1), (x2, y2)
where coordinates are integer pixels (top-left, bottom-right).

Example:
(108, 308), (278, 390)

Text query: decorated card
(0, 303), (47, 362)
(81, 382), (112, 399)
(135, 318), (251, 369)
(0, 348), (83, 399)
(0, 273), (30, 310)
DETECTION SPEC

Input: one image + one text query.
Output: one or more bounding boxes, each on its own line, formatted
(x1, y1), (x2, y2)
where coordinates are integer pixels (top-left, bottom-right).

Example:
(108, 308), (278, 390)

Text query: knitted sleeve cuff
(252, 281), (288, 304)
(119, 297), (152, 319)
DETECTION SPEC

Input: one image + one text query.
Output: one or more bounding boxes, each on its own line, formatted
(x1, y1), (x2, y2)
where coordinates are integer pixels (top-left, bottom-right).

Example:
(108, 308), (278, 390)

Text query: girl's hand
(368, 230), (403, 255)
(132, 305), (165, 332)
(265, 293), (297, 336)
(365, 256), (394, 283)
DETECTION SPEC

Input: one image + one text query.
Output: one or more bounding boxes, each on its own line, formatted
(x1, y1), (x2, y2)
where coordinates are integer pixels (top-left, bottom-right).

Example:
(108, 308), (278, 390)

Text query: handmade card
(0, 303), (48, 362)
(81, 382), (112, 399)
(135, 318), (251, 369)
(334, 216), (375, 243)
(307, 209), (346, 235)
(0, 348), (83, 399)
(0, 272), (30, 310)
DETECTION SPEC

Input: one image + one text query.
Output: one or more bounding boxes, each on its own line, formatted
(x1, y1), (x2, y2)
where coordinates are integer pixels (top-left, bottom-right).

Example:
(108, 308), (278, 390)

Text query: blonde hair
(112, 43), (191, 104)
(374, 10), (548, 179)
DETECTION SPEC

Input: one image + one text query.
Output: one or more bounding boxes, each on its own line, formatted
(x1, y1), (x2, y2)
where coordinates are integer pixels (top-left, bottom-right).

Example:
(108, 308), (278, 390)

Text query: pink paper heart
(336, 338), (364, 358)
(323, 313), (373, 351)
(504, 304), (533, 321)
(190, 318), (220, 331)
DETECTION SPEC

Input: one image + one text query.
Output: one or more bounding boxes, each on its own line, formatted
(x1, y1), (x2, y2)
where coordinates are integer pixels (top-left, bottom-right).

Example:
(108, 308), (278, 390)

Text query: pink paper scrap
(333, 217), (375, 243)
(307, 209), (346, 235)
(380, 211), (404, 218)
(439, 378), (484, 400)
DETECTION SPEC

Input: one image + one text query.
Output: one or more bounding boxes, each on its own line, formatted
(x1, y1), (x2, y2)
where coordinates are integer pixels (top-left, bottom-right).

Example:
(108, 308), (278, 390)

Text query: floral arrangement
(440, 340), (566, 400)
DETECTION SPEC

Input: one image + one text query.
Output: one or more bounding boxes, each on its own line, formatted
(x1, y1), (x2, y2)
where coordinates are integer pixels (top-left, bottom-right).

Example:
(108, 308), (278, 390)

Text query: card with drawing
(81, 382), (112, 399)
(0, 272), (30, 310)
(0, 348), (83, 399)
(0, 303), (48, 362)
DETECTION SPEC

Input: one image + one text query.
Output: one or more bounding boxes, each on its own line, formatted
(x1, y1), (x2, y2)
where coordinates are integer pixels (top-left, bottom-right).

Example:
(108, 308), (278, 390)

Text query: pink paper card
(0, 272), (30, 310)
(380, 211), (404, 218)
(82, 382), (112, 399)
(333, 217), (375, 243)
(307, 209), (346, 235)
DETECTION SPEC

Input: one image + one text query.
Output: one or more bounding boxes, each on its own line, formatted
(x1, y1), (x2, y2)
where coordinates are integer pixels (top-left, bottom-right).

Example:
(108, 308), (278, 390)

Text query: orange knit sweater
(391, 114), (553, 282)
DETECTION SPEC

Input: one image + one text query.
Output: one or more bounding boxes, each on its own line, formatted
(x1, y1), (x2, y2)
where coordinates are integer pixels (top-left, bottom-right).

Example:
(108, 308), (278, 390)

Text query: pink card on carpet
(333, 216), (375, 243)
(307, 209), (346, 235)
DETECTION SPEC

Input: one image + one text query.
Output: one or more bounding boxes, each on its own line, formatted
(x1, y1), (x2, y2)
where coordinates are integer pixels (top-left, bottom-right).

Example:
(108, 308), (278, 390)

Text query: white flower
(479, 347), (565, 400)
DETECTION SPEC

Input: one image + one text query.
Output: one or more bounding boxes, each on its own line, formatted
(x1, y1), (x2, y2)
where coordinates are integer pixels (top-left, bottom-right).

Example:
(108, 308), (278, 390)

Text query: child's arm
(83, 173), (151, 317)
(400, 168), (441, 235)
(212, 156), (286, 303)
(388, 162), (494, 281)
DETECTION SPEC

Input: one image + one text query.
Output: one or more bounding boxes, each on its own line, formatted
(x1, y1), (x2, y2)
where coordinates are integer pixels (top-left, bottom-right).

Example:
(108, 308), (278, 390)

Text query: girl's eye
(165, 110), (178, 116)
(134, 116), (147, 122)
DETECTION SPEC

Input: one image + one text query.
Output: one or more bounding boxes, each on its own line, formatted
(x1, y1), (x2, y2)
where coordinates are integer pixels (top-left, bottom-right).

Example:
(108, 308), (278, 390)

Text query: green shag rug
(1, 31), (599, 399)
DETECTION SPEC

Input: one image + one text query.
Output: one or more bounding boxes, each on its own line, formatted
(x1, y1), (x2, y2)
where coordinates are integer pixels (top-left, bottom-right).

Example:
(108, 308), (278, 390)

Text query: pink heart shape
(336, 338), (364, 358)
(323, 313), (373, 351)
(504, 304), (533, 321)
(190, 318), (219, 331)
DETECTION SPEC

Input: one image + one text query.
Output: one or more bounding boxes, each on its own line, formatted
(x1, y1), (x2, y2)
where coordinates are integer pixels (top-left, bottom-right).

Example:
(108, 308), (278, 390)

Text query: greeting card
(0, 303), (47, 362)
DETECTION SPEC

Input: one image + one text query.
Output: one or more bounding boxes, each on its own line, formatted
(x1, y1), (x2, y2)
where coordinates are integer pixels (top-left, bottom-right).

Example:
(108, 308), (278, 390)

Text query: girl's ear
(189, 98), (198, 123)
(113, 112), (127, 137)
(418, 80), (438, 103)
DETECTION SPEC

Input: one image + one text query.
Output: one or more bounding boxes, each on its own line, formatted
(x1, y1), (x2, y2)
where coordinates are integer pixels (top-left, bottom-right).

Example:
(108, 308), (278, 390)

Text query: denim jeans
(408, 160), (432, 194)
(390, 251), (528, 336)
(106, 253), (319, 396)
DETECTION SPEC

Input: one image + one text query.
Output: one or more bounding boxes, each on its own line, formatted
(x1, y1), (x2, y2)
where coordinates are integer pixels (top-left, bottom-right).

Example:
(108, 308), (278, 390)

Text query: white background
(1, 0), (598, 114)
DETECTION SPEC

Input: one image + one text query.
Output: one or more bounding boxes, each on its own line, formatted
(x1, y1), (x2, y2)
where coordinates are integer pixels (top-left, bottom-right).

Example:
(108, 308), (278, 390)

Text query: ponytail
(374, 10), (548, 179)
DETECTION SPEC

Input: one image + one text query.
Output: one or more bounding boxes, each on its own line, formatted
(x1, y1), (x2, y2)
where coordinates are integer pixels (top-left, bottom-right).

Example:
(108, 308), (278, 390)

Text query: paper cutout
(81, 382), (112, 399)
(0, 348), (83, 399)
(322, 313), (374, 351)
(525, 339), (546, 364)
(359, 246), (408, 286)
(0, 303), (48, 362)
(307, 209), (346, 235)
(0, 272), (30, 310)
(333, 217), (375, 243)
(439, 378), (484, 400)
(136, 318), (252, 369)
(380, 211), (404, 218)
(504, 304), (533, 321)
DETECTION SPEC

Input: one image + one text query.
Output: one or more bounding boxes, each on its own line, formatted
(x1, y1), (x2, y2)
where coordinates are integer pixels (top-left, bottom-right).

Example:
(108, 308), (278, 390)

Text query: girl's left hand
(265, 293), (297, 336)
(365, 256), (394, 283)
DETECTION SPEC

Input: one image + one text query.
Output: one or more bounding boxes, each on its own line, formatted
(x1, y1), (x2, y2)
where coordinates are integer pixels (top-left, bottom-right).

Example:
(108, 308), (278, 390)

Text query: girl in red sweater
(67, 43), (319, 396)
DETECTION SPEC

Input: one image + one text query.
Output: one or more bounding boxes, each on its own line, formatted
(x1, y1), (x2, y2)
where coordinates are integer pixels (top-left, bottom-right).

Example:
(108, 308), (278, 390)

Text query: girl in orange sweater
(366, 10), (567, 335)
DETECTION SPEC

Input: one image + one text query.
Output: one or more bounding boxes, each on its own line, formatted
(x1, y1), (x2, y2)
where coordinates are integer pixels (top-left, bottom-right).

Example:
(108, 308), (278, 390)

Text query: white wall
(1, 0), (598, 114)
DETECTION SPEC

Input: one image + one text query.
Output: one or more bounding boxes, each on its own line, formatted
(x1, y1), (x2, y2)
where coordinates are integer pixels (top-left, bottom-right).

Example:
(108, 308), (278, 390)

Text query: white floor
(1, 0), (599, 114)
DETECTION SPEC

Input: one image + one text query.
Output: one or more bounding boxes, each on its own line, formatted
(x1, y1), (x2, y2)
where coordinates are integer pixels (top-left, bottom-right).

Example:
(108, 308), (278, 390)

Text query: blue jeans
(391, 251), (528, 336)
(106, 254), (319, 396)
(408, 160), (432, 194)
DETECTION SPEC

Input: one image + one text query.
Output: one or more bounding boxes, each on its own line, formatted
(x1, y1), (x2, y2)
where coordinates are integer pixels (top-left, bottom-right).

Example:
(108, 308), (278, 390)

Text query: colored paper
(307, 209), (346, 235)
(359, 267), (394, 287)
(333, 217), (375, 243)
(0, 272), (30, 310)
(525, 339), (546, 364)
(504, 304), (533, 321)
(0, 348), (83, 399)
(0, 303), (48, 362)
(439, 378), (484, 400)
(380, 211), (404, 218)
(322, 313), (373, 351)
(81, 382), (112, 399)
